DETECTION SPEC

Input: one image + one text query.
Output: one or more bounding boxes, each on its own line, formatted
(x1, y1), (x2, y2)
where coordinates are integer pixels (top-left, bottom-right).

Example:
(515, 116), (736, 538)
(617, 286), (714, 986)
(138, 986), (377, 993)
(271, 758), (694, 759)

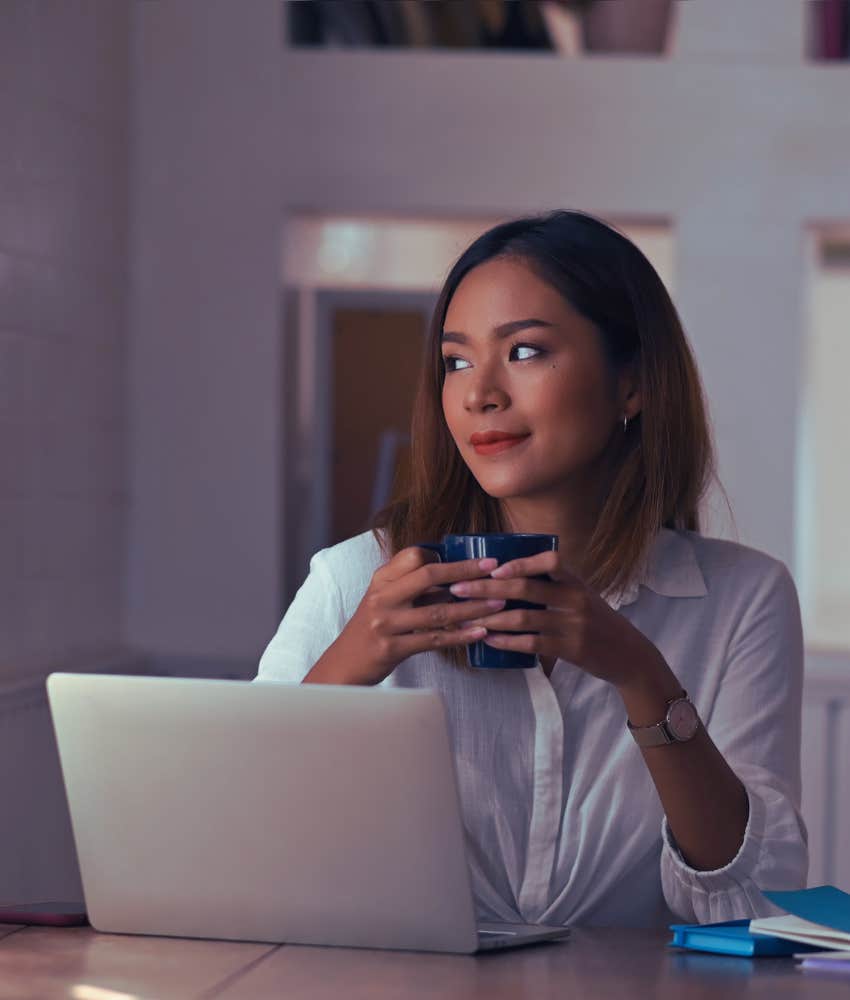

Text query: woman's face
(440, 256), (635, 502)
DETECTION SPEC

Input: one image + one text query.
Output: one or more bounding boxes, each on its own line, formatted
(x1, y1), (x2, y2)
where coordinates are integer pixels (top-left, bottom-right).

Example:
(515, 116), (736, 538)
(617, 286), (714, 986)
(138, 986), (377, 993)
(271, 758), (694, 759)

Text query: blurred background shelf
(287, 0), (850, 64)
(286, 0), (676, 58)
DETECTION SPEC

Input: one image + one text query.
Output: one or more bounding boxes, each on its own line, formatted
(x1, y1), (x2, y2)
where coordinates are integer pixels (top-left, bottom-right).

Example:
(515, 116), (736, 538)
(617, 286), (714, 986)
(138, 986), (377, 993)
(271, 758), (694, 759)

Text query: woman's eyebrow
(441, 318), (556, 344)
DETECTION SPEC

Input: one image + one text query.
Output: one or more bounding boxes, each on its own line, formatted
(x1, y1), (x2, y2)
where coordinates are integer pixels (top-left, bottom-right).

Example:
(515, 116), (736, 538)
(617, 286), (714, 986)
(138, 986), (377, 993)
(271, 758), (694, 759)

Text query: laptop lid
(47, 673), (481, 953)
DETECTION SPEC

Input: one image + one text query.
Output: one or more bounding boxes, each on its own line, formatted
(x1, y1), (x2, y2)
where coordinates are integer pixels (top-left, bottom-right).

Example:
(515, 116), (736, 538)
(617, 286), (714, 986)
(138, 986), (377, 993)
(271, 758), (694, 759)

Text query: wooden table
(0, 922), (846, 999)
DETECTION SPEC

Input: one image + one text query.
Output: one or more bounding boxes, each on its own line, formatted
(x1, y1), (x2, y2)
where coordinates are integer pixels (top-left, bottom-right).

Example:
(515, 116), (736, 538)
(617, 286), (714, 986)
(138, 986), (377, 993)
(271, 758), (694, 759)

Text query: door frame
(283, 287), (439, 605)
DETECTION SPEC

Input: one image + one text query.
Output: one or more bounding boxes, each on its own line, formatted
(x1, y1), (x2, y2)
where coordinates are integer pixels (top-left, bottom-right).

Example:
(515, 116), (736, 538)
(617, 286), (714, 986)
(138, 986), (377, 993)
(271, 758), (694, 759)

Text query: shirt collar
(604, 528), (708, 611)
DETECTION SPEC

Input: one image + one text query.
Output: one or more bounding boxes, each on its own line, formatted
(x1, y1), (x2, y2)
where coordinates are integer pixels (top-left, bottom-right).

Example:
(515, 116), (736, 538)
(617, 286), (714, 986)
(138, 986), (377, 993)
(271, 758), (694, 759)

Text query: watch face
(668, 699), (699, 741)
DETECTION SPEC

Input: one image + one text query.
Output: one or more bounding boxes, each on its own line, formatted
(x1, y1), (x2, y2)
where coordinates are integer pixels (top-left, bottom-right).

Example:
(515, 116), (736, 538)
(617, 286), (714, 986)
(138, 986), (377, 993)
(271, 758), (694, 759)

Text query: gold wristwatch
(627, 691), (700, 747)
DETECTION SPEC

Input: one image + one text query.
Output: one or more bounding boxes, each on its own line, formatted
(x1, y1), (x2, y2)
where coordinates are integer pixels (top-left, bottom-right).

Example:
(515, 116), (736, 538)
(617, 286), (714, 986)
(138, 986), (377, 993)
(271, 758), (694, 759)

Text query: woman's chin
(472, 472), (538, 500)
(472, 465), (579, 503)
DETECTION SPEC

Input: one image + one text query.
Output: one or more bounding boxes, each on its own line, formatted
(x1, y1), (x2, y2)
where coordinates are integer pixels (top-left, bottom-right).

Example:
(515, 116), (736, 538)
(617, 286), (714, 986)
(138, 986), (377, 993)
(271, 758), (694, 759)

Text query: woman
(257, 210), (807, 927)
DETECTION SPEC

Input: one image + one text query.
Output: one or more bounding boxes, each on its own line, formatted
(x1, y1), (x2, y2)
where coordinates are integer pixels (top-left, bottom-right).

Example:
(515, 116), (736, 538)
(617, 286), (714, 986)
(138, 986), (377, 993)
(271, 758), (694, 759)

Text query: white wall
(127, 0), (284, 668)
(0, 0), (133, 901)
(0, 0), (130, 681)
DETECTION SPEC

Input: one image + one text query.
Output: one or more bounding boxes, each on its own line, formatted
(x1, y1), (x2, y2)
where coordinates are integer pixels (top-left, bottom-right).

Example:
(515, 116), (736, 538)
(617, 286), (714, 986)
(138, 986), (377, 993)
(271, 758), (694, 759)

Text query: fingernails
(486, 599), (506, 609)
(478, 558), (498, 571)
(466, 626), (487, 638)
(450, 582), (471, 596)
(490, 564), (512, 578)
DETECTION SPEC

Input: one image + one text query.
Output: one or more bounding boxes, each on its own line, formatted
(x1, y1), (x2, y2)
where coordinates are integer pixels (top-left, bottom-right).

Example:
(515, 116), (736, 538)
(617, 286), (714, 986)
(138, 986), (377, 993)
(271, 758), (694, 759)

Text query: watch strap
(627, 691), (696, 747)
(629, 717), (675, 747)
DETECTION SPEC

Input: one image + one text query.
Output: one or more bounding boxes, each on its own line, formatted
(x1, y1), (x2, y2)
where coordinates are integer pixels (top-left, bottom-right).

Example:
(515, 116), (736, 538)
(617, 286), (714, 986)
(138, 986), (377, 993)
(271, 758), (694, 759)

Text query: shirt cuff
(661, 782), (762, 892)
(661, 772), (808, 923)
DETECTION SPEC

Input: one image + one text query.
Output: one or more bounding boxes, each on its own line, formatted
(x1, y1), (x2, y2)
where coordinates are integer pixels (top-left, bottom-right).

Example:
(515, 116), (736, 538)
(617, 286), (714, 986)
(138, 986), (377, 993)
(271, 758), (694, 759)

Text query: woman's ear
(617, 364), (642, 421)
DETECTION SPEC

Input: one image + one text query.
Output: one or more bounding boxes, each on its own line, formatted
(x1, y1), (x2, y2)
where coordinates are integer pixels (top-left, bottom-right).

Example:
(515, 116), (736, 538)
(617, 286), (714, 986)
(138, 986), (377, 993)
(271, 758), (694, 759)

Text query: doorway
(283, 289), (438, 604)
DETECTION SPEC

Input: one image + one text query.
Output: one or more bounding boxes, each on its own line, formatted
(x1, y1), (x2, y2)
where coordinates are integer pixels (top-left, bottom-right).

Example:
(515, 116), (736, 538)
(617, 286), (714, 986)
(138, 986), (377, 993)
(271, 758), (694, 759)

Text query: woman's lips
(471, 434), (531, 456)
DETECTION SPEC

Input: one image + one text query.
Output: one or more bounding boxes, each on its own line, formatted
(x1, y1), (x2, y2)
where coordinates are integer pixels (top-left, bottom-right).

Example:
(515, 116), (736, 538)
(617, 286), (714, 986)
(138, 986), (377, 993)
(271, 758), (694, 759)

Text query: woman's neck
(500, 490), (602, 577)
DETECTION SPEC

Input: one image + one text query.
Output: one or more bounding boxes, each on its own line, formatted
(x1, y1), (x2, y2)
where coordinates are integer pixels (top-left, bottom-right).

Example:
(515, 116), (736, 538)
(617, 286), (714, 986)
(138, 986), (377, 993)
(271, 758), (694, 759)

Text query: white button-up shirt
(256, 528), (808, 927)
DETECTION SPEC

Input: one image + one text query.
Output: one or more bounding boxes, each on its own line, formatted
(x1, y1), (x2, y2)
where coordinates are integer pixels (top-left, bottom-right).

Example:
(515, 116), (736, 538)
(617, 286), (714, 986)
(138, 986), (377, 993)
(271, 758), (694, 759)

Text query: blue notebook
(763, 886), (850, 934)
(669, 919), (819, 957)
(671, 885), (850, 957)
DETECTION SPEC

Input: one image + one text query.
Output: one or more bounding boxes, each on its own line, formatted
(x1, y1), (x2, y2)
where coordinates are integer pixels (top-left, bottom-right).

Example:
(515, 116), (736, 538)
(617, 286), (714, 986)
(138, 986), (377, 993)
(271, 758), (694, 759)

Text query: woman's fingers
(390, 554), (499, 605)
(391, 624), (488, 661)
(391, 598), (506, 635)
(377, 544), (441, 583)
(483, 632), (548, 654)
(449, 576), (557, 605)
(412, 587), (453, 609)
(456, 608), (553, 633)
(488, 549), (578, 583)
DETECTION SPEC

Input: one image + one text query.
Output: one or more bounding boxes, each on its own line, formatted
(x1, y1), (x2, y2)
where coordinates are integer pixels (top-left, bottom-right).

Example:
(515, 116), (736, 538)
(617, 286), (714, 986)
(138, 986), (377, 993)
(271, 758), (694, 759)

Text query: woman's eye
(443, 345), (544, 371)
(510, 343), (544, 362)
(443, 355), (471, 372)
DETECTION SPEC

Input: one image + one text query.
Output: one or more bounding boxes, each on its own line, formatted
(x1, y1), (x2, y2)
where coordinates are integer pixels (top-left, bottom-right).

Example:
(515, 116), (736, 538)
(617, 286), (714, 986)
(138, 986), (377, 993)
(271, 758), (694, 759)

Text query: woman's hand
(448, 549), (669, 693)
(304, 548), (508, 686)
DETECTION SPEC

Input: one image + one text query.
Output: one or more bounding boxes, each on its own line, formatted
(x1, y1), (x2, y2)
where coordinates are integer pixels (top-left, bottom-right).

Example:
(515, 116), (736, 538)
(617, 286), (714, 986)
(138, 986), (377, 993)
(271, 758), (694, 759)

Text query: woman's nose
(463, 369), (510, 413)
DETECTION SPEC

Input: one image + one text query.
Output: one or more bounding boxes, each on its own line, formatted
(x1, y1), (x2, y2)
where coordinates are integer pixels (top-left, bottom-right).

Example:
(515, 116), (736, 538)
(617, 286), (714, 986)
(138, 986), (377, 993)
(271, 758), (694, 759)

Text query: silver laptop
(47, 673), (570, 954)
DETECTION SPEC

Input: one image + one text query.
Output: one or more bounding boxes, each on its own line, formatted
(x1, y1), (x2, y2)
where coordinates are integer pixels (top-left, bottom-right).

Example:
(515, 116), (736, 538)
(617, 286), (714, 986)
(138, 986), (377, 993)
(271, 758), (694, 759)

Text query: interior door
(330, 306), (426, 545)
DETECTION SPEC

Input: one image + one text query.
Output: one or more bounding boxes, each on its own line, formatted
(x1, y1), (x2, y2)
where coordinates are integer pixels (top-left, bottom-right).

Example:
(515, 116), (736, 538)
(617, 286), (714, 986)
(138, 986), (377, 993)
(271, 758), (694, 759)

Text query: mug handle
(414, 542), (445, 562)
(413, 543), (456, 599)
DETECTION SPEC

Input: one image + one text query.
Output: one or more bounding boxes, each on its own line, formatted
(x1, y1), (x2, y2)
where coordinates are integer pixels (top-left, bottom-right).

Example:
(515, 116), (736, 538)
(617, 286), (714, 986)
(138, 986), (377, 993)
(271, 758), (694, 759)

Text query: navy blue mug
(416, 533), (558, 669)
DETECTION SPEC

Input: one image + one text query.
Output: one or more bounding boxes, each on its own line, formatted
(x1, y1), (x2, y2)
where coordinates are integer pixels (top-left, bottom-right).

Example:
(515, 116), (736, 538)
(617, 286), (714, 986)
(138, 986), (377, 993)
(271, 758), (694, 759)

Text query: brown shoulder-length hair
(373, 210), (716, 600)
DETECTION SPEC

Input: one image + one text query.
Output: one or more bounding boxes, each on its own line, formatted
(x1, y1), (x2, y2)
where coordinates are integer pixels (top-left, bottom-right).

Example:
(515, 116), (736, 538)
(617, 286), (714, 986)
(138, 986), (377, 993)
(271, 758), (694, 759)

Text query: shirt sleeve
(254, 549), (347, 684)
(660, 559), (809, 923)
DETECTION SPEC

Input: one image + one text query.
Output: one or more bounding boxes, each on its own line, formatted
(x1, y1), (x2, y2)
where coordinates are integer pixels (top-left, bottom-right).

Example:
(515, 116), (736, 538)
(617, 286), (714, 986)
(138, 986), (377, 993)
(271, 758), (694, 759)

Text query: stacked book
(670, 885), (850, 974)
